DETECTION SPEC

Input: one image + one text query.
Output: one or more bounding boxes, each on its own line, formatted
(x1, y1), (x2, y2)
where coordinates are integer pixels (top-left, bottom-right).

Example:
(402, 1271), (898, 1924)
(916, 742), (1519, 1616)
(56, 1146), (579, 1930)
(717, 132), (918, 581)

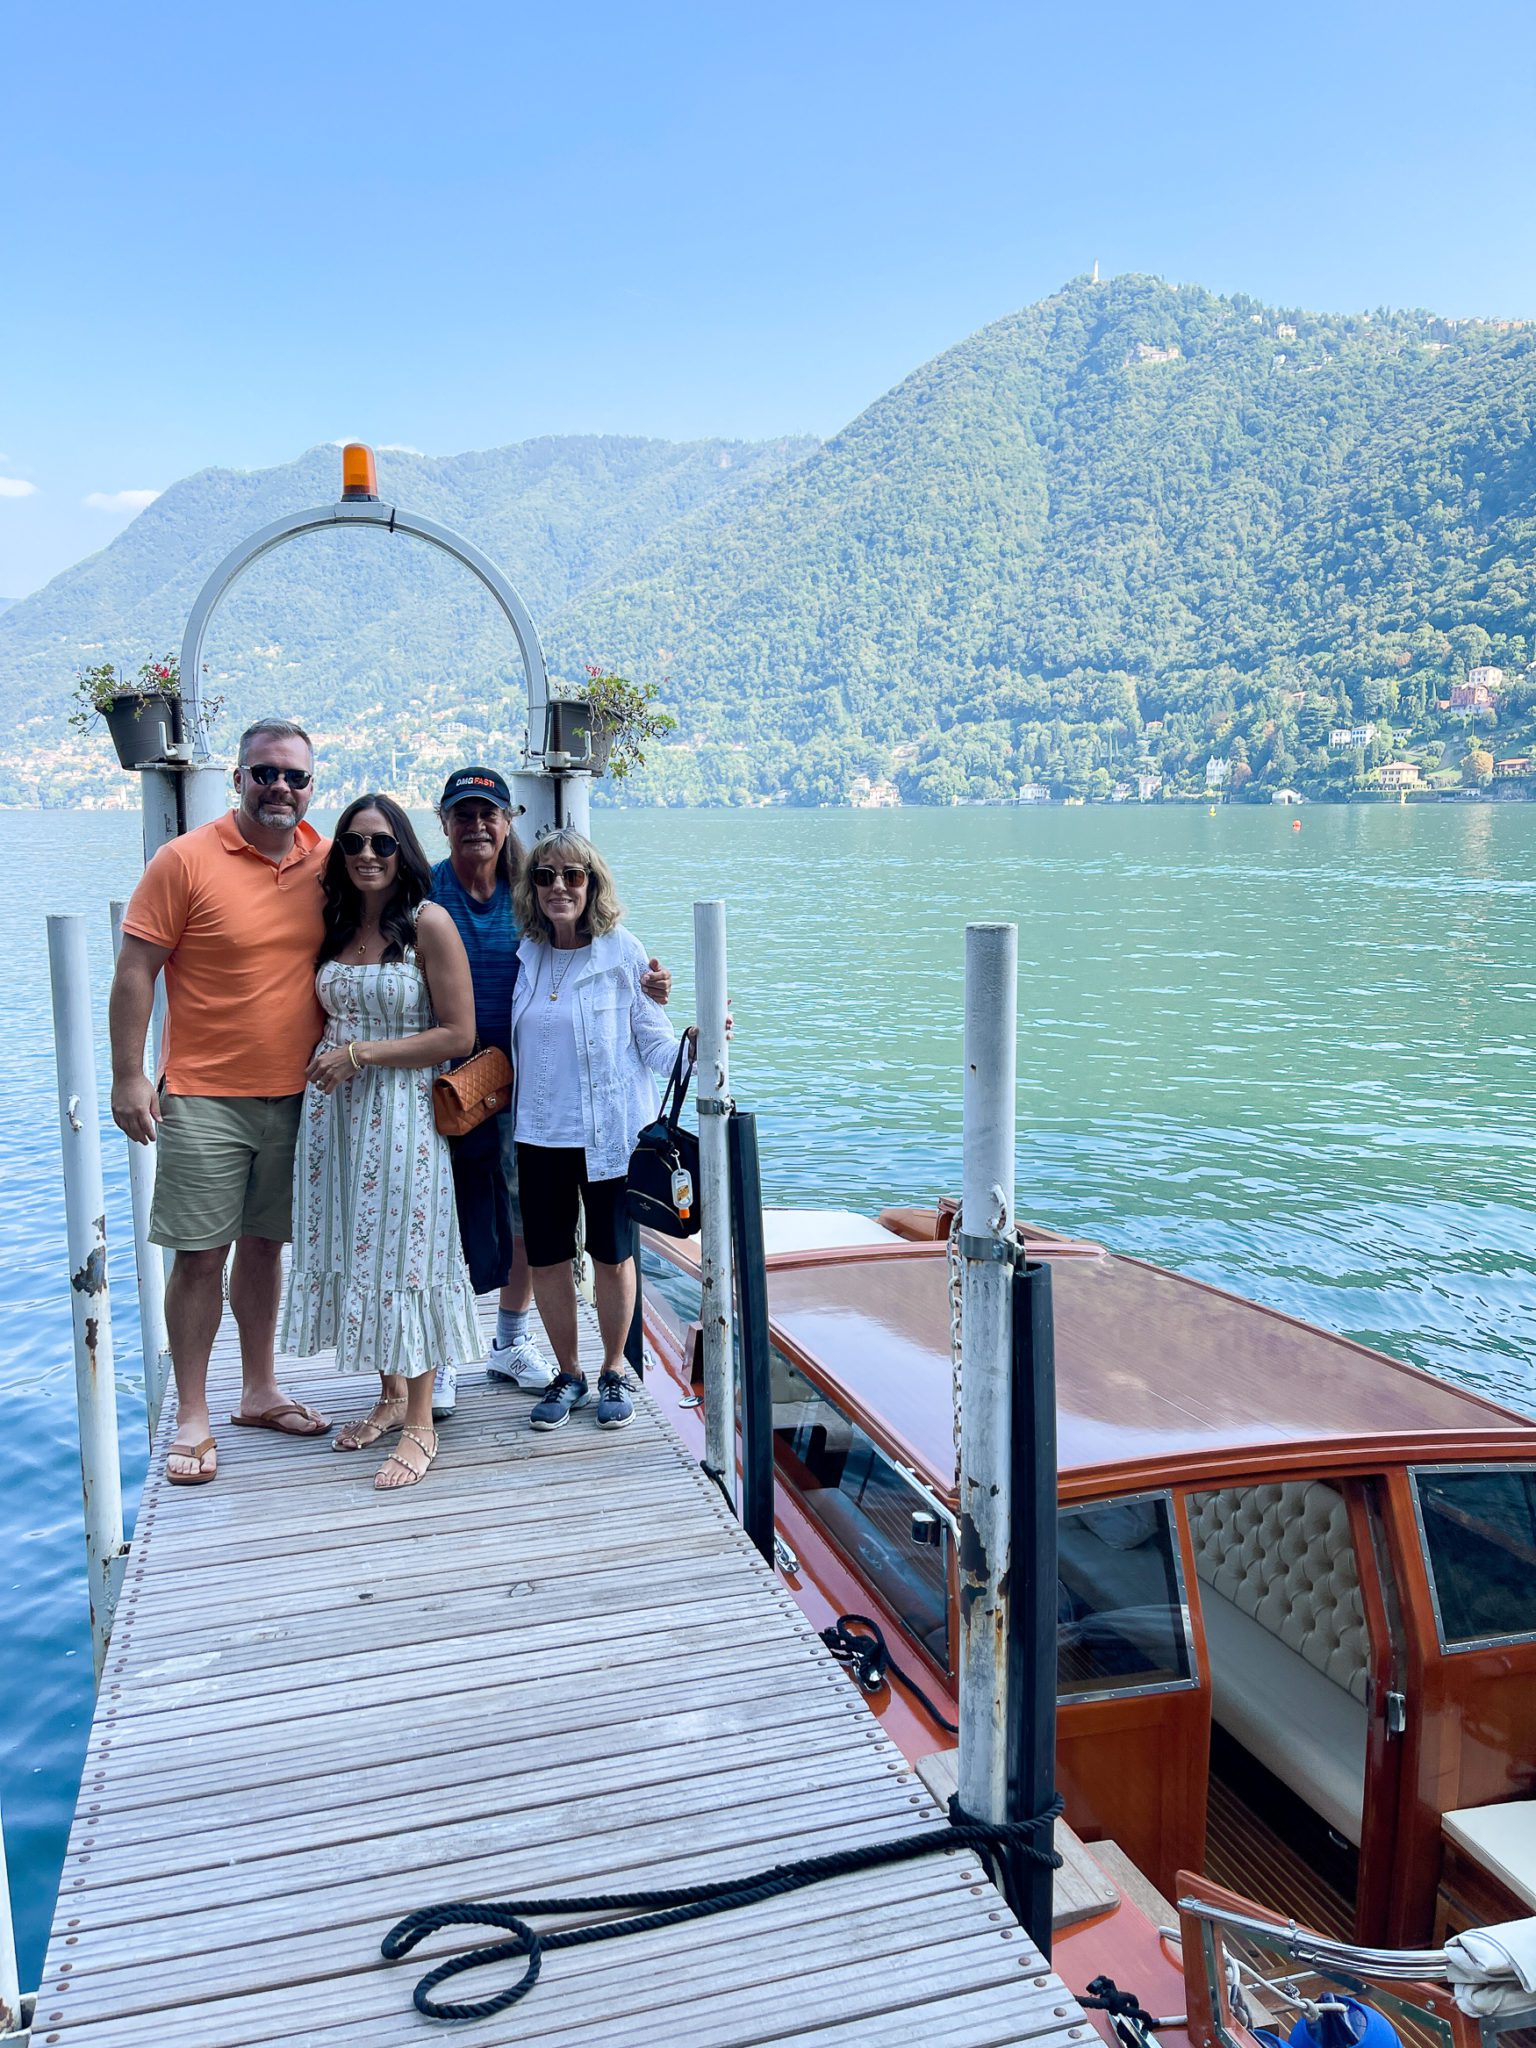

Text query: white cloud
(0, 477), (38, 498)
(83, 488), (160, 513)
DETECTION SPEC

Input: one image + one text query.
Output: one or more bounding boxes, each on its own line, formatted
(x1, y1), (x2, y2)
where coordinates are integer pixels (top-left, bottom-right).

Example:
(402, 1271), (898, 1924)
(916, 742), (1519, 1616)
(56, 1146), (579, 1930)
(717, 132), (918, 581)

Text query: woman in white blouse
(509, 831), (694, 1433)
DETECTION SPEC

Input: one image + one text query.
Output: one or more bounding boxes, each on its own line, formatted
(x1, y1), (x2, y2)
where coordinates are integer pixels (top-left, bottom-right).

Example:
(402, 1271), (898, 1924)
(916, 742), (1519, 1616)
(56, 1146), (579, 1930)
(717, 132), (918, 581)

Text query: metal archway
(177, 495), (551, 760)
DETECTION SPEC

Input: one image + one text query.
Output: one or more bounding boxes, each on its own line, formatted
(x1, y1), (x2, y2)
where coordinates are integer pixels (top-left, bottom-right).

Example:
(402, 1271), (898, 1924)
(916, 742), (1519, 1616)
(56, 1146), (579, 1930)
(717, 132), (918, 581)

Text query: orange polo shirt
(121, 812), (330, 1096)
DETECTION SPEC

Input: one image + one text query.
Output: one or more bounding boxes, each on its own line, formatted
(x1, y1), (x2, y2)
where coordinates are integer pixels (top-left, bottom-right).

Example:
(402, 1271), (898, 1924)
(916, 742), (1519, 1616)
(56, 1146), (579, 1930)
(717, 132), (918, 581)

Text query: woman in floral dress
(280, 795), (480, 1490)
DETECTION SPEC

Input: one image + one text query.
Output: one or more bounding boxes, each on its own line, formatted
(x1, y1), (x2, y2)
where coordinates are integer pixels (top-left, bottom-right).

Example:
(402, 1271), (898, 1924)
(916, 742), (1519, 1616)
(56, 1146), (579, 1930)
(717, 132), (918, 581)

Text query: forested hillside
(550, 275), (1536, 803)
(5, 274), (1536, 807)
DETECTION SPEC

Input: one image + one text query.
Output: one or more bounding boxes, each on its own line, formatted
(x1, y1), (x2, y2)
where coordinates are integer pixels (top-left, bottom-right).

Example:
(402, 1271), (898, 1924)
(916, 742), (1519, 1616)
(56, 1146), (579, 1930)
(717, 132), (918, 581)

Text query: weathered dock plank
(36, 1301), (1090, 2047)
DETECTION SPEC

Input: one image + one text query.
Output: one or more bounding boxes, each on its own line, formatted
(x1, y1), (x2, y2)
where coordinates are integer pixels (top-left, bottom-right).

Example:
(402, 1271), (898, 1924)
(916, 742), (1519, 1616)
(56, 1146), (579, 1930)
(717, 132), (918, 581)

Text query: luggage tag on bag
(671, 1167), (694, 1218)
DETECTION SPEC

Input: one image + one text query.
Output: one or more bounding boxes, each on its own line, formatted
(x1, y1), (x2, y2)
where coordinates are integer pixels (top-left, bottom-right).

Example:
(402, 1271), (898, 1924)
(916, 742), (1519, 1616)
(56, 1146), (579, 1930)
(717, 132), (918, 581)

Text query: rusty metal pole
(956, 923), (1019, 1830)
(48, 913), (128, 1685)
(694, 899), (736, 1504)
(109, 900), (171, 1441)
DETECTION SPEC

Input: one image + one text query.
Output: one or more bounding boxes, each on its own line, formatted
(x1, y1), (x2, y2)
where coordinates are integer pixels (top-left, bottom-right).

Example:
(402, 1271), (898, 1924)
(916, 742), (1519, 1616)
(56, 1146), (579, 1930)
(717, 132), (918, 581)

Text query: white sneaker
(486, 1334), (557, 1390)
(431, 1362), (457, 1419)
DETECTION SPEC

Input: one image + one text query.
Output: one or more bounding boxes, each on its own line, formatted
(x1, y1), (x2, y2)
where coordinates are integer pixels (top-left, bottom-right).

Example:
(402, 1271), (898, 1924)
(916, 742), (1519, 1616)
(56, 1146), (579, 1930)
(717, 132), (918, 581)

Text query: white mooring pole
(110, 901), (171, 1442)
(693, 899), (736, 1500)
(47, 913), (128, 1686)
(956, 920), (1019, 1827)
(0, 1785), (24, 2042)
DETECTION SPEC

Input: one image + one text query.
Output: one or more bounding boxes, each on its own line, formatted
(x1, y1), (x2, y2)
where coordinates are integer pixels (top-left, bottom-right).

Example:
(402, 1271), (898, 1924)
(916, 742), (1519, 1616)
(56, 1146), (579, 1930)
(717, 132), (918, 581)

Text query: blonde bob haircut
(514, 829), (625, 944)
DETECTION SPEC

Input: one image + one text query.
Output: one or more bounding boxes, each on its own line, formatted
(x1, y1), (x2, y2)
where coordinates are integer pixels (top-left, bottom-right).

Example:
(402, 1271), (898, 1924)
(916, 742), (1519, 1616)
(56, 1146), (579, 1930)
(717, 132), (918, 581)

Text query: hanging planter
(103, 691), (177, 768)
(69, 657), (184, 768)
(576, 666), (676, 781)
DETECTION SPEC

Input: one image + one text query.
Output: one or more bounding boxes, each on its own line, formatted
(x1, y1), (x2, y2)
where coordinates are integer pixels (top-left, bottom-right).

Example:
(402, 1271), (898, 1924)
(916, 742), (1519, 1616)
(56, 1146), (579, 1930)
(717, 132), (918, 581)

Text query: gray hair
(237, 717), (314, 767)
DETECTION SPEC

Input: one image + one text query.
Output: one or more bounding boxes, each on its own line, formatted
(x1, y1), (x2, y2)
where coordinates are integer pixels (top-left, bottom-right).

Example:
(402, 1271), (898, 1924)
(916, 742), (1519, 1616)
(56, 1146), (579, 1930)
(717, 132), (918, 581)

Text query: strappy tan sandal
(333, 1397), (407, 1453)
(374, 1426), (438, 1492)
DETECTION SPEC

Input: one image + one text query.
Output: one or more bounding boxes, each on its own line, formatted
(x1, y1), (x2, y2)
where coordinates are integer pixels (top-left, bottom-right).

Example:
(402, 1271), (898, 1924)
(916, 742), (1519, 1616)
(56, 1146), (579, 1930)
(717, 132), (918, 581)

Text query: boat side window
(769, 1347), (951, 1673)
(1056, 1492), (1194, 1699)
(1413, 1465), (1536, 1650)
(639, 1242), (702, 1342)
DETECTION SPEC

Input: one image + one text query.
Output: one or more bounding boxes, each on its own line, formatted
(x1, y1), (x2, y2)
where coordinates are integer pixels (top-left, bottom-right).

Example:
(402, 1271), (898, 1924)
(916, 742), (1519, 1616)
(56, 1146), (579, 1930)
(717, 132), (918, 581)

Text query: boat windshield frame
(1407, 1460), (1536, 1656)
(1056, 1484), (1202, 1705)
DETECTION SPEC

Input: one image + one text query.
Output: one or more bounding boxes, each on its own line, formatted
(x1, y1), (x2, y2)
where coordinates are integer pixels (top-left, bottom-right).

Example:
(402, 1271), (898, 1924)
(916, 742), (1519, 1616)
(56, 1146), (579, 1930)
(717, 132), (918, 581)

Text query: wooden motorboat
(636, 1203), (1536, 2041)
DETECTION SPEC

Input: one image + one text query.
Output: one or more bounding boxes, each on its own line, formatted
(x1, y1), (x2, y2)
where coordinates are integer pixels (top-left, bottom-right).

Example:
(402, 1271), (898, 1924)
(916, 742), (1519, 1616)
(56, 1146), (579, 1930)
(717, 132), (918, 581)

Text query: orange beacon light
(341, 444), (379, 501)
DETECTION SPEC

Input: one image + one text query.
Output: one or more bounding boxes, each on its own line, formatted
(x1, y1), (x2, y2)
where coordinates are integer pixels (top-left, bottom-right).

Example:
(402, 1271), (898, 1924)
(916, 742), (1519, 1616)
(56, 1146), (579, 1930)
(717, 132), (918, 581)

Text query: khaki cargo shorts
(148, 1091), (304, 1251)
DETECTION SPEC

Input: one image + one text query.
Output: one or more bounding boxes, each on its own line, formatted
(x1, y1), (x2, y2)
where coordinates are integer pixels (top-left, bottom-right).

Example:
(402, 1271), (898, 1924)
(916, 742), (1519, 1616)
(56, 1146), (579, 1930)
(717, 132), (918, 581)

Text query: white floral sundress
(280, 946), (480, 1379)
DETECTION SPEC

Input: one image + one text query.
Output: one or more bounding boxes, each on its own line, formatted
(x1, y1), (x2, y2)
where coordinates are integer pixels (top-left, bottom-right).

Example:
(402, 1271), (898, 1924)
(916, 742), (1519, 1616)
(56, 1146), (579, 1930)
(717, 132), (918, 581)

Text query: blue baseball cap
(439, 766), (512, 810)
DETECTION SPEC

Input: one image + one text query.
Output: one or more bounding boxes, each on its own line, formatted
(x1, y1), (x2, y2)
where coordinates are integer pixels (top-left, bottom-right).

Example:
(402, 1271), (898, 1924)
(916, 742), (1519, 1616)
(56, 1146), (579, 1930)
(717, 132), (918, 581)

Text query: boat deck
(36, 1300), (1089, 2047)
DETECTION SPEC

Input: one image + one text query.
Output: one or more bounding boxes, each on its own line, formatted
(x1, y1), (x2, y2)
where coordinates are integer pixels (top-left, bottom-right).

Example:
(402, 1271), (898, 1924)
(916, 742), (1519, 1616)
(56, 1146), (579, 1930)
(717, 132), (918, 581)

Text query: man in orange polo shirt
(110, 718), (332, 1484)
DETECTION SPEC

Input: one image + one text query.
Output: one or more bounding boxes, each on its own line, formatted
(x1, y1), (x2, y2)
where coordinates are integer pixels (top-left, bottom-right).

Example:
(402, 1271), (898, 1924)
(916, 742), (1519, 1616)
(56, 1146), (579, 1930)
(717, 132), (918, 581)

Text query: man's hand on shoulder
(112, 1073), (162, 1145)
(642, 956), (672, 1005)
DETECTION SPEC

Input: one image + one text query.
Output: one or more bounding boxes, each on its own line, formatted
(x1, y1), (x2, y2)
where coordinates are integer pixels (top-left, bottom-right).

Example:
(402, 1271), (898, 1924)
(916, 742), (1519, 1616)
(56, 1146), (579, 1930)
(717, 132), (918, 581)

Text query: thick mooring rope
(381, 1796), (1064, 2023)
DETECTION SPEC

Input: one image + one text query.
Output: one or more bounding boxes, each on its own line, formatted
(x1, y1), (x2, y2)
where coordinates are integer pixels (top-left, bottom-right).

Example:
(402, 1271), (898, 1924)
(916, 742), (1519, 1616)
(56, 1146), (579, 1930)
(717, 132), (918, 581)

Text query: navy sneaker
(529, 1372), (591, 1431)
(596, 1372), (634, 1430)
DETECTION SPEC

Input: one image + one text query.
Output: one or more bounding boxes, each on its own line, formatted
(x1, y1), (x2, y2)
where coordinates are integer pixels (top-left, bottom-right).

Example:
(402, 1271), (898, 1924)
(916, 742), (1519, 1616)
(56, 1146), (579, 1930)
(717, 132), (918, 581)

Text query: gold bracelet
(347, 1042), (362, 1072)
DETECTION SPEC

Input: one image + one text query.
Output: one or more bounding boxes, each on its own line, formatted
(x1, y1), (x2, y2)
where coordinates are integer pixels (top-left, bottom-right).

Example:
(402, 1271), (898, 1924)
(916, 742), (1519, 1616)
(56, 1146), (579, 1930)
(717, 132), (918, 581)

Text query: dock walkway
(37, 1302), (1090, 2047)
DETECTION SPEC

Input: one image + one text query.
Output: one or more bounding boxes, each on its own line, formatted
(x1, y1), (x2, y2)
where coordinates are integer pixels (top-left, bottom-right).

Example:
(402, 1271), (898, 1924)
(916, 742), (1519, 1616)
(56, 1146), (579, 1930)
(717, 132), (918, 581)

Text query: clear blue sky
(4, 0), (1535, 597)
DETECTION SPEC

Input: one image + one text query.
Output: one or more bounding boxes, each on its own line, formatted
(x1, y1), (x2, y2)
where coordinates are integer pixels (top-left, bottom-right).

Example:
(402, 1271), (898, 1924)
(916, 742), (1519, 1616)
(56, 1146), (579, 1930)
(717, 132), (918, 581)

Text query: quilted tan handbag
(432, 1045), (513, 1138)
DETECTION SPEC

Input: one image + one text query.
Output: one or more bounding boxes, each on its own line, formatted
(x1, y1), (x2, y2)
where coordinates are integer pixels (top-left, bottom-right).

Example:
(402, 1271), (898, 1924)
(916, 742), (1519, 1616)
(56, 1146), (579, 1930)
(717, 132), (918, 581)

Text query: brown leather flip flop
(228, 1401), (331, 1438)
(166, 1436), (217, 1486)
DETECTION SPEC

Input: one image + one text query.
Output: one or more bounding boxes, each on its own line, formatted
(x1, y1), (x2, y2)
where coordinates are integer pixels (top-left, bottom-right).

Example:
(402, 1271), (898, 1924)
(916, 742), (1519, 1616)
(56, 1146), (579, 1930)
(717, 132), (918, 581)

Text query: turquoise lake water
(2, 800), (1533, 1979)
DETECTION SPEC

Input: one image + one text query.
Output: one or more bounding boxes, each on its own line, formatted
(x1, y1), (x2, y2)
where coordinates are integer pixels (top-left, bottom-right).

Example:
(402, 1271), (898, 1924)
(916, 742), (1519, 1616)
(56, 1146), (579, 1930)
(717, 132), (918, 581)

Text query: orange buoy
(1292, 819), (1301, 831)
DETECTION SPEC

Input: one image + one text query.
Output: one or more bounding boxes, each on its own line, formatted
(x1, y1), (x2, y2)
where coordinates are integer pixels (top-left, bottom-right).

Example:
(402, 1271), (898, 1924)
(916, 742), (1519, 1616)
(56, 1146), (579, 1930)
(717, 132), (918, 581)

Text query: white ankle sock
(496, 1306), (532, 1349)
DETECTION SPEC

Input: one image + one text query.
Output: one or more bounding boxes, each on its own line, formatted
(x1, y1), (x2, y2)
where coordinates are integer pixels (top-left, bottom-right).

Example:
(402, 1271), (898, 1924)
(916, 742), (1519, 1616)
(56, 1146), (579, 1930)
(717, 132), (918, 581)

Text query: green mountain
(6, 275), (1536, 808)
(0, 435), (813, 805)
(547, 275), (1536, 803)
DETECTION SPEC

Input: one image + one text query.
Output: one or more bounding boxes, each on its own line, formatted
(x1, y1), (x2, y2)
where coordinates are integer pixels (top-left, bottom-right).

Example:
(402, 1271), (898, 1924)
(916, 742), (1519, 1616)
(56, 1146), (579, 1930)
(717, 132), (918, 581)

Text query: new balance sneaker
(596, 1372), (634, 1430)
(528, 1372), (591, 1431)
(431, 1362), (457, 1420)
(486, 1333), (557, 1391)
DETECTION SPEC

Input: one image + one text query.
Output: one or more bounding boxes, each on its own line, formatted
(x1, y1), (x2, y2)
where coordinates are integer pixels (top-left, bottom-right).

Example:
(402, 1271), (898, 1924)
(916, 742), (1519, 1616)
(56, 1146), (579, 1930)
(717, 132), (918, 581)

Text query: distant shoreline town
(17, 656), (1533, 815)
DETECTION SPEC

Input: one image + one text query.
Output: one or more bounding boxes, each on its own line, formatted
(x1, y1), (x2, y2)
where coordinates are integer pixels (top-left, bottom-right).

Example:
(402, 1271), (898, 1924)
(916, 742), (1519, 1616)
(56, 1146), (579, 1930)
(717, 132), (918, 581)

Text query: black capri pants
(516, 1144), (638, 1268)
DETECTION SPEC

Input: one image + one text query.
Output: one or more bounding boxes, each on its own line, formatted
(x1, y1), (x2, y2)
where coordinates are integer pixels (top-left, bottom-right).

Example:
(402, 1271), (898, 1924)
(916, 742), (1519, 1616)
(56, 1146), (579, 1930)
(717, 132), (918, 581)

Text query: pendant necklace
(547, 947), (579, 1003)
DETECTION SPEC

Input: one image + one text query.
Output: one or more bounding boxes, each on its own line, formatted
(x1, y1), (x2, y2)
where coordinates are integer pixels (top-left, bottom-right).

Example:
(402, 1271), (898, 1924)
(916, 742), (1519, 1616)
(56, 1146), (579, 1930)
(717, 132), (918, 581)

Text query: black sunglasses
(339, 830), (399, 859)
(530, 864), (588, 888)
(245, 763), (313, 789)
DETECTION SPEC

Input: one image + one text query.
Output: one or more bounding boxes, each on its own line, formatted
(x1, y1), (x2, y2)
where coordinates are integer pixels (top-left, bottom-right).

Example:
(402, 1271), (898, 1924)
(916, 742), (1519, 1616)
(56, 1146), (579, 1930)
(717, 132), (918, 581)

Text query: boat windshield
(1412, 1464), (1536, 1651)
(770, 1346), (951, 1671)
(1057, 1492), (1195, 1699)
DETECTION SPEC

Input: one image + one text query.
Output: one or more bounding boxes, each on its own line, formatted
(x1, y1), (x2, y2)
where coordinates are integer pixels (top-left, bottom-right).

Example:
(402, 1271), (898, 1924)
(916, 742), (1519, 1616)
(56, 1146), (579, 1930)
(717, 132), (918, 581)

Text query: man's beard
(254, 800), (297, 827)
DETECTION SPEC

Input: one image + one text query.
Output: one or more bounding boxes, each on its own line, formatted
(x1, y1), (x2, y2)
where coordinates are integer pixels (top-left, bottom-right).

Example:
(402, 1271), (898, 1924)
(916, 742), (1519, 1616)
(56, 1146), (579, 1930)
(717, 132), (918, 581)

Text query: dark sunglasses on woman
(246, 763), (313, 788)
(531, 864), (588, 888)
(339, 830), (399, 858)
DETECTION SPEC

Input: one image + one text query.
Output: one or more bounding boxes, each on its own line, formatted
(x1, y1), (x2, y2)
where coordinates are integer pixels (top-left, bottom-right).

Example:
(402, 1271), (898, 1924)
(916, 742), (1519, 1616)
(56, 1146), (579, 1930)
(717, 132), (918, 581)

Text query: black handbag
(627, 1039), (701, 1239)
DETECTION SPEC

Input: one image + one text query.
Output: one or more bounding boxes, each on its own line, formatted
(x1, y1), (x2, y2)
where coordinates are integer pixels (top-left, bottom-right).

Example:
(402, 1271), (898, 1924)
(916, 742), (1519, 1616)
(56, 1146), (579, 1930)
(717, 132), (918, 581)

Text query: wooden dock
(36, 1302), (1093, 2047)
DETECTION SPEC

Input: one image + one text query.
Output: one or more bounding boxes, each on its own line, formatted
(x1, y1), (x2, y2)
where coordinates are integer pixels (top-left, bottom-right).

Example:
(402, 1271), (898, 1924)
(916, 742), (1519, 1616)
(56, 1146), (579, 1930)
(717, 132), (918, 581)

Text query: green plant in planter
(579, 666), (677, 781)
(68, 655), (181, 735)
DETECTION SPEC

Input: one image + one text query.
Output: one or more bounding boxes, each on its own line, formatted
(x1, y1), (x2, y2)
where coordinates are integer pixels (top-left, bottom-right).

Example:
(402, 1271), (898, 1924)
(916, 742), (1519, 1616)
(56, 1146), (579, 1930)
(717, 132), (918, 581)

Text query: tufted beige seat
(1190, 1481), (1369, 1843)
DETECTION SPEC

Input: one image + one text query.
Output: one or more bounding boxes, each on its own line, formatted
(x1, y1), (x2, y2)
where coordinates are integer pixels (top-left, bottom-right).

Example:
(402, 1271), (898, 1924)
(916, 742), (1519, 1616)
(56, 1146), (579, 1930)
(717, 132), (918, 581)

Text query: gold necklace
(547, 946), (580, 1002)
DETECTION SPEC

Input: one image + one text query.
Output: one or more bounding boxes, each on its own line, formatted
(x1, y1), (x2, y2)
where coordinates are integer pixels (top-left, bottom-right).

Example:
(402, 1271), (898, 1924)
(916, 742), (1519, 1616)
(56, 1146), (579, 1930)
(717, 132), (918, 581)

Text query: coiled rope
(819, 1612), (960, 1735)
(381, 1794), (1064, 2022)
